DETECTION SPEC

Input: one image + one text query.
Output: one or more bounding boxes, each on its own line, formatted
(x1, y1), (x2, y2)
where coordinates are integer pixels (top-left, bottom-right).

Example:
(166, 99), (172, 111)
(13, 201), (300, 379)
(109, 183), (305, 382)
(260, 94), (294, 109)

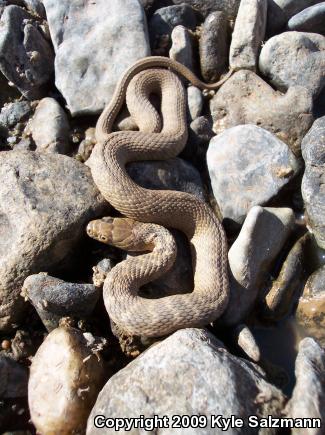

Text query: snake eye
(100, 236), (107, 242)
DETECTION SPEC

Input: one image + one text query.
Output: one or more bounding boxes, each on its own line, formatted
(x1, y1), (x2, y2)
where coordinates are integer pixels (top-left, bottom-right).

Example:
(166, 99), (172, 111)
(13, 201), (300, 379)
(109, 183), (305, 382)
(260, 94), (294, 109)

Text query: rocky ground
(0, 0), (324, 434)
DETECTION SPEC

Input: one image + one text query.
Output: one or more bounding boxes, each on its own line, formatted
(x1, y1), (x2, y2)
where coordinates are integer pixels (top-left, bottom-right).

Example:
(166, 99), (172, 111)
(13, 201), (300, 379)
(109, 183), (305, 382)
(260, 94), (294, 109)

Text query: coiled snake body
(87, 57), (230, 337)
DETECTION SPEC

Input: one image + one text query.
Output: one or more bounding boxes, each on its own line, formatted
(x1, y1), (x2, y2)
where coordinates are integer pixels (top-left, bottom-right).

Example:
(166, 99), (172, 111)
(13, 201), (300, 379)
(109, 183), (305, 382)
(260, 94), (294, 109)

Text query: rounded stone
(207, 124), (300, 224)
(259, 31), (325, 99)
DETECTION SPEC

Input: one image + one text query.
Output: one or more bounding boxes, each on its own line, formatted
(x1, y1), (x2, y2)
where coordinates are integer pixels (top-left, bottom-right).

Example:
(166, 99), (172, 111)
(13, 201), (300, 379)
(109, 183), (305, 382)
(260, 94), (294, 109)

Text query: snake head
(86, 217), (145, 251)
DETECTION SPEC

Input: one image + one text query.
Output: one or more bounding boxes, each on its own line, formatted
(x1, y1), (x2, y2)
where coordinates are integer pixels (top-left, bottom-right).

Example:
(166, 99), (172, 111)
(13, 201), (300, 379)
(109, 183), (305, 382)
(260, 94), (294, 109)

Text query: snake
(86, 56), (230, 337)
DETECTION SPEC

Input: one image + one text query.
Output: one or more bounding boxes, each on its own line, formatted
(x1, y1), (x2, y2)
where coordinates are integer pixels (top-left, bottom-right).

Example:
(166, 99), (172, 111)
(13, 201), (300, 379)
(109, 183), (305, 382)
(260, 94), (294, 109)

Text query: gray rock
(0, 151), (107, 331)
(0, 5), (54, 100)
(207, 125), (300, 224)
(169, 25), (194, 70)
(302, 116), (325, 249)
(263, 232), (311, 321)
(43, 0), (150, 116)
(92, 258), (114, 288)
(0, 101), (32, 129)
(22, 0), (46, 18)
(301, 115), (325, 166)
(87, 328), (286, 435)
(272, 0), (323, 19)
(288, 3), (325, 33)
(148, 4), (196, 53)
(220, 206), (295, 325)
(286, 338), (325, 434)
(0, 71), (21, 107)
(172, 0), (241, 19)
(29, 97), (70, 154)
(259, 31), (325, 99)
(187, 85), (203, 120)
(22, 273), (100, 331)
(184, 115), (215, 162)
(229, 0), (267, 71)
(296, 265), (325, 346)
(266, 0), (287, 36)
(210, 69), (314, 155)
(0, 355), (28, 398)
(199, 11), (229, 82)
(233, 324), (261, 362)
(127, 157), (206, 202)
(14, 137), (34, 151)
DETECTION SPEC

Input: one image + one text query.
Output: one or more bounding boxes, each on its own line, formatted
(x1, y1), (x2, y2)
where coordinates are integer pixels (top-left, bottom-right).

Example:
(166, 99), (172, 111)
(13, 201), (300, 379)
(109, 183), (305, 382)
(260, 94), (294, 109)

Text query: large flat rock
(43, 0), (150, 116)
(0, 151), (107, 331)
(87, 329), (286, 434)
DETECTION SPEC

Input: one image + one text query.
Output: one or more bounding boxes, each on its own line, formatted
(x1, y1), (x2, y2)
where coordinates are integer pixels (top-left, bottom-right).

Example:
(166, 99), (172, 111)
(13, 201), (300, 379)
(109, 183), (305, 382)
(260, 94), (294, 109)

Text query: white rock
(187, 85), (203, 121)
(229, 0), (267, 71)
(87, 329), (286, 434)
(221, 206), (295, 325)
(286, 337), (325, 434)
(207, 124), (300, 224)
(43, 0), (150, 116)
(30, 97), (70, 154)
(169, 25), (194, 70)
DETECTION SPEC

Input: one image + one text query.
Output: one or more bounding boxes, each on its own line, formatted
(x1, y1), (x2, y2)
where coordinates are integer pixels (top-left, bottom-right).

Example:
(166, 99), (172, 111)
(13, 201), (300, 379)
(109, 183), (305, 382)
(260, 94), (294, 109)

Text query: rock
(22, 273), (100, 332)
(288, 3), (325, 33)
(0, 71), (21, 107)
(301, 116), (325, 249)
(199, 11), (229, 82)
(0, 151), (107, 331)
(87, 328), (286, 435)
(148, 4), (197, 53)
(187, 85), (203, 120)
(262, 232), (311, 321)
(285, 337), (325, 433)
(232, 324), (261, 362)
(259, 31), (325, 99)
(220, 206), (295, 325)
(207, 125), (300, 224)
(29, 326), (107, 435)
(266, 0), (287, 36)
(0, 356), (28, 398)
(172, 0), (241, 19)
(127, 157), (206, 202)
(43, 0), (150, 116)
(184, 115), (214, 163)
(92, 258), (114, 288)
(210, 69), (314, 155)
(301, 116), (325, 166)
(14, 137), (34, 151)
(77, 127), (97, 162)
(0, 5), (54, 100)
(22, 0), (45, 18)
(169, 25), (194, 70)
(229, 0), (267, 71)
(10, 329), (38, 362)
(272, 0), (323, 19)
(296, 266), (325, 346)
(29, 97), (70, 154)
(0, 101), (32, 129)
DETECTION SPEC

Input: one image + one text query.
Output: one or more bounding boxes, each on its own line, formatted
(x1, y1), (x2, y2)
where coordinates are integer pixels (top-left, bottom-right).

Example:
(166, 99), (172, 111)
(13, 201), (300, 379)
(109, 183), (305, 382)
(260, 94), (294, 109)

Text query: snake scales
(86, 56), (230, 337)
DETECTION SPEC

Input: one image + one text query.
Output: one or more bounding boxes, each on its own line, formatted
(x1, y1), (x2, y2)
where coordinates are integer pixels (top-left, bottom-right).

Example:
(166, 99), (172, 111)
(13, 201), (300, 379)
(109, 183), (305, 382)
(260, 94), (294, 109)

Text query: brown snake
(86, 56), (230, 337)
